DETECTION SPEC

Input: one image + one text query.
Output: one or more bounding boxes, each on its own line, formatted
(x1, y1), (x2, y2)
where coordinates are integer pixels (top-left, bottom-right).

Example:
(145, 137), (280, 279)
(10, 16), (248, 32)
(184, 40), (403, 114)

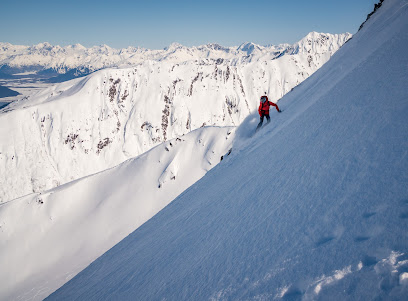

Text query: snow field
(0, 126), (234, 300)
(44, 0), (408, 300)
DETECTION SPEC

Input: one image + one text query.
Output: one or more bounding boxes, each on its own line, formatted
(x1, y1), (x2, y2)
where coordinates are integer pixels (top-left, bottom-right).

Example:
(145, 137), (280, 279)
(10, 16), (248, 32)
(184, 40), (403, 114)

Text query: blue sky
(1, 0), (377, 49)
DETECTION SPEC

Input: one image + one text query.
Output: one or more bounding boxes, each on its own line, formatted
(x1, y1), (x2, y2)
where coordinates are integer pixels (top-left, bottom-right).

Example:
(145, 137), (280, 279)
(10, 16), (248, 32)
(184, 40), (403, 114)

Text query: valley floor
(0, 78), (52, 104)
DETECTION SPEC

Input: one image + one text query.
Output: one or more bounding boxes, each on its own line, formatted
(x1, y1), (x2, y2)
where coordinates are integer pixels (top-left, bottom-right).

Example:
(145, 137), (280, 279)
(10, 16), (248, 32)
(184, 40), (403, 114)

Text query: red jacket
(258, 96), (280, 116)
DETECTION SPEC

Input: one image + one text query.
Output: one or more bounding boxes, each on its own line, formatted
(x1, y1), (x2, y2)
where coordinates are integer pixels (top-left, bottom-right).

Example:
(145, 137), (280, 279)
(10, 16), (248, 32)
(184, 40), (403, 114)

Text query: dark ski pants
(256, 114), (270, 130)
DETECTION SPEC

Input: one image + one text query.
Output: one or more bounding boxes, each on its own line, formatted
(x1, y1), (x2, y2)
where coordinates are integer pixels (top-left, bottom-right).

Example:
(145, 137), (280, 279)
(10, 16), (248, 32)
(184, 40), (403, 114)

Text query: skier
(256, 93), (281, 131)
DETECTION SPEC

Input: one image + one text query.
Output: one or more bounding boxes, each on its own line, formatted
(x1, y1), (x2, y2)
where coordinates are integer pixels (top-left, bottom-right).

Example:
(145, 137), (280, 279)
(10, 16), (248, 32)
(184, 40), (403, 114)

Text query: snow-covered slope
(45, 0), (408, 300)
(0, 126), (234, 301)
(0, 33), (350, 204)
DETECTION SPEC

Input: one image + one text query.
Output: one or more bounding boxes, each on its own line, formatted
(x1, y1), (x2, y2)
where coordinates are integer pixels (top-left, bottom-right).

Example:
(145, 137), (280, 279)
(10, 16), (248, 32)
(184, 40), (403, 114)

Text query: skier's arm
(269, 101), (281, 112)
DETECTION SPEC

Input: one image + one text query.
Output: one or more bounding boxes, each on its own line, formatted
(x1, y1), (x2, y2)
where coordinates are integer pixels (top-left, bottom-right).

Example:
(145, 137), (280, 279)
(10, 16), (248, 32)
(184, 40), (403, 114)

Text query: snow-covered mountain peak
(70, 43), (86, 50)
(201, 43), (230, 52)
(290, 31), (352, 55)
(236, 42), (263, 55)
(94, 44), (114, 54)
(164, 42), (185, 51)
(26, 42), (64, 57)
(33, 42), (52, 49)
(304, 30), (325, 38)
(123, 45), (142, 53)
(0, 42), (13, 49)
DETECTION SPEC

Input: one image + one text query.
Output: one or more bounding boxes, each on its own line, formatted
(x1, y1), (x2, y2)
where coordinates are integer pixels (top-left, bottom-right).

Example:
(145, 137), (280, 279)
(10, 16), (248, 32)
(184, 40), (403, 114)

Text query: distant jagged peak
(123, 45), (144, 52)
(198, 43), (230, 52)
(289, 31), (352, 54)
(0, 42), (16, 53)
(0, 43), (28, 54)
(304, 31), (328, 39)
(164, 42), (185, 52)
(29, 42), (65, 54)
(99, 43), (113, 49)
(68, 43), (87, 50)
(27, 42), (65, 55)
(302, 31), (352, 42)
(237, 42), (263, 54)
(264, 42), (291, 50)
(0, 42), (14, 48)
(97, 44), (114, 52)
(32, 41), (53, 49)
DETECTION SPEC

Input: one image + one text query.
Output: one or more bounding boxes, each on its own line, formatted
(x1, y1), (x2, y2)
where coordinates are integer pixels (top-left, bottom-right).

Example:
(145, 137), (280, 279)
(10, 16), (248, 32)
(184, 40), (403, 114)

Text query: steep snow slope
(47, 0), (408, 300)
(0, 33), (350, 204)
(0, 126), (234, 301)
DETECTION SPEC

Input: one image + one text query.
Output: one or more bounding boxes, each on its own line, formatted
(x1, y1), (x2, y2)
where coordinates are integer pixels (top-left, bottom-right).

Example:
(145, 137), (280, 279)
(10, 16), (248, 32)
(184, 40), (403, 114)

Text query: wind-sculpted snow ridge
(0, 32), (350, 204)
(0, 32), (351, 75)
(45, 0), (408, 300)
(0, 126), (234, 301)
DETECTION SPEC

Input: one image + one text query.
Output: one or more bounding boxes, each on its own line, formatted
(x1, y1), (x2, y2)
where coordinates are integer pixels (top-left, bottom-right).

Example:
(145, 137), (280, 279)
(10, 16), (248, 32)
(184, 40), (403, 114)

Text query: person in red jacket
(256, 94), (281, 131)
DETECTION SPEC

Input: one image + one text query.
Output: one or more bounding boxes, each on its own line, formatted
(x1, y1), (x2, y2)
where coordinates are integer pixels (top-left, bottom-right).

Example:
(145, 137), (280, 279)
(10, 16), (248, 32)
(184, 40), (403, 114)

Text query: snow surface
(0, 32), (350, 204)
(0, 126), (234, 301)
(44, 0), (408, 300)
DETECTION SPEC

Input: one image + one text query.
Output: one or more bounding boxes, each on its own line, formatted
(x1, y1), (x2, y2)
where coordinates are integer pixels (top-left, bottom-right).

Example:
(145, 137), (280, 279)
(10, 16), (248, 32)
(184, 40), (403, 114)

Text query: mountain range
(0, 32), (351, 82)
